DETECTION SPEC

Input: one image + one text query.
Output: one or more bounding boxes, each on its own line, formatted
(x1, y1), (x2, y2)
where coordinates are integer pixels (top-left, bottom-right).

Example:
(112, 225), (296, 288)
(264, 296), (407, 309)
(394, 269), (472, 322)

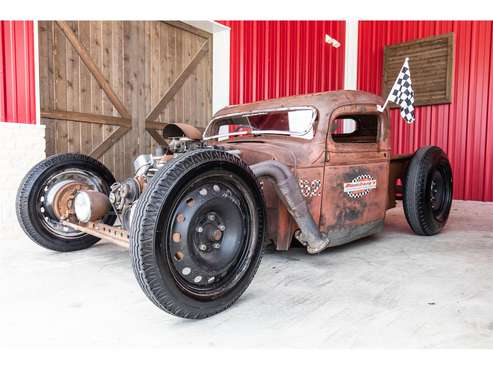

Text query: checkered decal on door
(299, 179), (322, 198)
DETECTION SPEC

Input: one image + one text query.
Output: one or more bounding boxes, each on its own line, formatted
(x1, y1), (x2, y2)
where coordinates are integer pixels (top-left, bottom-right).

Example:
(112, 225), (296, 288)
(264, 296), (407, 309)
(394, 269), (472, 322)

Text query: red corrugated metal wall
(358, 21), (493, 201)
(218, 21), (346, 104)
(0, 20), (36, 124)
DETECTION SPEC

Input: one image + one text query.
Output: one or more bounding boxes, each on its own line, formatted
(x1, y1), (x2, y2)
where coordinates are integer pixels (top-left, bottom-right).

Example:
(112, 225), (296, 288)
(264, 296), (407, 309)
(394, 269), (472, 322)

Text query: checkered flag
(377, 58), (416, 124)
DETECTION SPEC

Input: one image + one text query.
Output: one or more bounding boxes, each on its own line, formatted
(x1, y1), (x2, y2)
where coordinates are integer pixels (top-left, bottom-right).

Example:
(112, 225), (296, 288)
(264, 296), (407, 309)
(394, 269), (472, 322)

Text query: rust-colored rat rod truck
(16, 90), (453, 319)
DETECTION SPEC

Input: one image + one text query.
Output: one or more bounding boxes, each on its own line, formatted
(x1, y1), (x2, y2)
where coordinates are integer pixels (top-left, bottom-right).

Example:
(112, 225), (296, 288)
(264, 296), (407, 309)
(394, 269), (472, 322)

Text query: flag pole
(377, 57), (409, 112)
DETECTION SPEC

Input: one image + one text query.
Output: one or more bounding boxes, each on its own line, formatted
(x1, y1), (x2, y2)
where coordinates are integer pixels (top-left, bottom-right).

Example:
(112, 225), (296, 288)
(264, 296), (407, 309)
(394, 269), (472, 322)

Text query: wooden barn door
(38, 21), (212, 180)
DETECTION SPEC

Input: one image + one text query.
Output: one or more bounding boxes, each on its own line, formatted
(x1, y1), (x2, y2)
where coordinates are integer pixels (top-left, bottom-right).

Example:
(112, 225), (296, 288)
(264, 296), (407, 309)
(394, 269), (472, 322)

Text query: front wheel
(403, 146), (453, 235)
(130, 149), (265, 319)
(16, 153), (116, 252)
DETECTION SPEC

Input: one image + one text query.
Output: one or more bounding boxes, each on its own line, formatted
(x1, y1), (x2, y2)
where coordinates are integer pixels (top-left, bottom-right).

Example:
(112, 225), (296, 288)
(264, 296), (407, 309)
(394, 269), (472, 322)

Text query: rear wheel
(16, 153), (116, 252)
(130, 149), (265, 319)
(403, 146), (453, 235)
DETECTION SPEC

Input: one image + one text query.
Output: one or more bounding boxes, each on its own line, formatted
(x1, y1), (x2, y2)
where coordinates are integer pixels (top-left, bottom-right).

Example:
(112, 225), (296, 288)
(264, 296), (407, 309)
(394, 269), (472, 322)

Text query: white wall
(344, 20), (359, 91)
(343, 20), (359, 133)
(211, 28), (230, 114)
(183, 21), (230, 115)
(0, 123), (45, 239)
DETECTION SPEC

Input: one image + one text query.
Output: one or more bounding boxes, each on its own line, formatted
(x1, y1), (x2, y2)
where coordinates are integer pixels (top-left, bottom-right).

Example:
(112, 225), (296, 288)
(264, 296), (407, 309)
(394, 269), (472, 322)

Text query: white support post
(183, 21), (230, 115)
(212, 27), (230, 114)
(343, 20), (358, 133)
(344, 20), (358, 91)
(33, 21), (41, 126)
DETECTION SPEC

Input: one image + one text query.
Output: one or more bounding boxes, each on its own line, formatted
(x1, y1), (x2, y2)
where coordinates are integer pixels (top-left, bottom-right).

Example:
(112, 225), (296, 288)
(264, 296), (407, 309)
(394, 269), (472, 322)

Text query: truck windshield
(203, 107), (316, 141)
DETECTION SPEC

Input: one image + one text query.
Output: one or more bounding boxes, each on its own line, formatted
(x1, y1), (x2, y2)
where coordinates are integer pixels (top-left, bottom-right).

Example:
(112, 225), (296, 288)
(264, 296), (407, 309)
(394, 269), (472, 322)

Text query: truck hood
(219, 136), (325, 168)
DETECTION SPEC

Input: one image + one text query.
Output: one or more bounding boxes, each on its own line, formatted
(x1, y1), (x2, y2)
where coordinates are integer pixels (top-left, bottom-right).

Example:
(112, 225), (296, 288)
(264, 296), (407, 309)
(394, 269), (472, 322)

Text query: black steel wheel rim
(160, 171), (257, 299)
(428, 164), (452, 222)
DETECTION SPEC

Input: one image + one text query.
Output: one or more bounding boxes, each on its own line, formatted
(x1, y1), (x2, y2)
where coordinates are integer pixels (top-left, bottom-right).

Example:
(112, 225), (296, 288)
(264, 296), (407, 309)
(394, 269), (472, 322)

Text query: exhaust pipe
(250, 160), (330, 254)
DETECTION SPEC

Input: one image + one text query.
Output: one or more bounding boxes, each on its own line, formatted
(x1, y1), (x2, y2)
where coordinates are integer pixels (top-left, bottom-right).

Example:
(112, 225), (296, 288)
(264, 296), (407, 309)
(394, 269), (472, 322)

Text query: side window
(331, 114), (379, 144)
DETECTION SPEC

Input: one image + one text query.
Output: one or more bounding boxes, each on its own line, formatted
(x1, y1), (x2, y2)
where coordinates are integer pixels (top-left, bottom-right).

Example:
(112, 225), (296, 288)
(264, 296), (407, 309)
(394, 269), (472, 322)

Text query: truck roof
(213, 90), (385, 118)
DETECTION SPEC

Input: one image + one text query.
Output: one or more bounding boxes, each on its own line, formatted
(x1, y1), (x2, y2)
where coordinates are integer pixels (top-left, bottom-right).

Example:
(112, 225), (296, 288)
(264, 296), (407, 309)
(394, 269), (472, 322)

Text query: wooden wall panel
(383, 33), (454, 106)
(112, 22), (125, 180)
(39, 21), (212, 180)
(66, 21), (81, 155)
(78, 22), (92, 159)
(38, 21), (55, 154)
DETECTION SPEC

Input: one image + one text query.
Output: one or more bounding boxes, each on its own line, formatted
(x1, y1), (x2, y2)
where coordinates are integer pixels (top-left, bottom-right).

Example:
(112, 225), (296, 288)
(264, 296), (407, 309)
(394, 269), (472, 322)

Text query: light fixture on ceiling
(325, 34), (341, 48)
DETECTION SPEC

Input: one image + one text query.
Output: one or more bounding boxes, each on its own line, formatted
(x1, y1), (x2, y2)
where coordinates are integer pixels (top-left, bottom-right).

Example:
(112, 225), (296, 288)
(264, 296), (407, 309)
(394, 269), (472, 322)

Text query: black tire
(16, 153), (117, 252)
(403, 146), (453, 235)
(130, 149), (265, 319)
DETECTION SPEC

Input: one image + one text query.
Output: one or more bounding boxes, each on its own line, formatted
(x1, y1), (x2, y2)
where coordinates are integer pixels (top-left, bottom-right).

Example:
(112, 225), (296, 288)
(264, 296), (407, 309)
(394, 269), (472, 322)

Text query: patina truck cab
(210, 91), (394, 252)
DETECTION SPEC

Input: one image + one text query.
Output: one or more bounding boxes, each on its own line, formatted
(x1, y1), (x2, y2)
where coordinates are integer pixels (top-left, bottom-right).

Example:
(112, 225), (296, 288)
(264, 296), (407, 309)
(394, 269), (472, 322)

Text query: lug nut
(213, 243), (221, 249)
(194, 276), (203, 283)
(196, 226), (204, 233)
(208, 214), (216, 221)
(199, 244), (207, 251)
(218, 224), (225, 231)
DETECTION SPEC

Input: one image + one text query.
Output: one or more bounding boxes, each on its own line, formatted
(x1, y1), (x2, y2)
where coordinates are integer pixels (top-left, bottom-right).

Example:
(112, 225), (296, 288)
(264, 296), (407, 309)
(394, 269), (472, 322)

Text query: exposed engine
(109, 175), (143, 230)
(109, 149), (179, 229)
(107, 123), (211, 230)
(168, 136), (209, 154)
(69, 123), (233, 230)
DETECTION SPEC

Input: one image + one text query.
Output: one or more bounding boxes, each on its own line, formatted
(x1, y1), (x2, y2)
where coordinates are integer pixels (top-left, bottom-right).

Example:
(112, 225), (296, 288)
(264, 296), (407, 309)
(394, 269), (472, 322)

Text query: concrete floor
(1, 200), (492, 349)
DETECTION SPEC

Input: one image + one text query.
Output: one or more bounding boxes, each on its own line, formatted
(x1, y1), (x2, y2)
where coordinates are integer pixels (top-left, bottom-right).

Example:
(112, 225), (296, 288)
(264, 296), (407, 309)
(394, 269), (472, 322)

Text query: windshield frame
(202, 106), (318, 141)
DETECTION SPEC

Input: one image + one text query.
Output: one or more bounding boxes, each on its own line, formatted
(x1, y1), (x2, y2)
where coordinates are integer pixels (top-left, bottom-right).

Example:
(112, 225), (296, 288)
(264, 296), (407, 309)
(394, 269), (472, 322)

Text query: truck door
(320, 105), (391, 245)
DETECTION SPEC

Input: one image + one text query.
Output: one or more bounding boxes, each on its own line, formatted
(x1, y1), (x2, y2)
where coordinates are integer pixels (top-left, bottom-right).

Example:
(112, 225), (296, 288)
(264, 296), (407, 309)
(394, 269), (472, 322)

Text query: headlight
(74, 191), (92, 223)
(74, 190), (111, 223)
